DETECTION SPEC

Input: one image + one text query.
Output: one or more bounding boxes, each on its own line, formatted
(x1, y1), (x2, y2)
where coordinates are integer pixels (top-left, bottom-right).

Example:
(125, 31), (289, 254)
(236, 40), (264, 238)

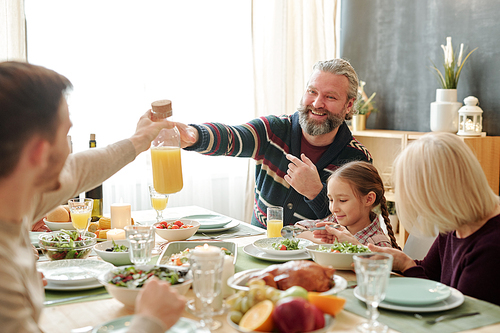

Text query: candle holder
(189, 245), (225, 331)
(458, 96), (483, 137)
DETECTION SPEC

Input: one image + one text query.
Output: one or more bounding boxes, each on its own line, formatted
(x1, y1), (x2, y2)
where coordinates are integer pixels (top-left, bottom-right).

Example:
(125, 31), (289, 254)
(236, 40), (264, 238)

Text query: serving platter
(157, 241), (237, 267)
(92, 315), (198, 333)
(354, 285), (464, 312)
(37, 259), (114, 286)
(227, 268), (347, 295)
(243, 243), (311, 262)
(253, 237), (314, 256)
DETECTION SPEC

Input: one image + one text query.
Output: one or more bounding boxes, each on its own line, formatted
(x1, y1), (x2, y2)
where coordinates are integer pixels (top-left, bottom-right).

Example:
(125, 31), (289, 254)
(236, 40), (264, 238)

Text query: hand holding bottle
(129, 110), (175, 154)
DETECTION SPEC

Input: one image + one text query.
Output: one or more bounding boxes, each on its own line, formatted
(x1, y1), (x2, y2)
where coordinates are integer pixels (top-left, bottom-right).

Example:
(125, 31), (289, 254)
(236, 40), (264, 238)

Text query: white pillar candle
(222, 254), (235, 298)
(107, 228), (126, 240)
(110, 203), (131, 229)
(192, 244), (222, 257)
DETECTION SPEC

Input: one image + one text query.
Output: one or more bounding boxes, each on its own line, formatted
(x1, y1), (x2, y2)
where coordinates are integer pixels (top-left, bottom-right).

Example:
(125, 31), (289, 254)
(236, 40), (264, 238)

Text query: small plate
(253, 237), (314, 256)
(181, 214), (232, 229)
(45, 280), (105, 291)
(354, 285), (464, 313)
(92, 315), (198, 333)
(227, 268), (347, 295)
(384, 277), (451, 306)
(243, 243), (311, 262)
(194, 219), (240, 233)
(37, 259), (114, 286)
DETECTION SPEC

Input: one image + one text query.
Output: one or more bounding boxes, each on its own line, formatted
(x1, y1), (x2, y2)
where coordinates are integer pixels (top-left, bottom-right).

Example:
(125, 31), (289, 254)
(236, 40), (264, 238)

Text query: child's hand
(367, 244), (416, 272)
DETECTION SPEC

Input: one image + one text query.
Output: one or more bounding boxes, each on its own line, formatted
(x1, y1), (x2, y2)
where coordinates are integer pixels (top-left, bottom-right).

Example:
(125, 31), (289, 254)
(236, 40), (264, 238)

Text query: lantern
(458, 96), (483, 136)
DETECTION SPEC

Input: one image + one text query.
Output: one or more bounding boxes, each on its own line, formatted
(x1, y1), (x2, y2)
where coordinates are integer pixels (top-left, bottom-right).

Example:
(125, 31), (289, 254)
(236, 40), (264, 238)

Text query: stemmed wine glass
(149, 185), (169, 223)
(68, 198), (93, 237)
(124, 225), (155, 265)
(353, 253), (393, 333)
(189, 246), (225, 331)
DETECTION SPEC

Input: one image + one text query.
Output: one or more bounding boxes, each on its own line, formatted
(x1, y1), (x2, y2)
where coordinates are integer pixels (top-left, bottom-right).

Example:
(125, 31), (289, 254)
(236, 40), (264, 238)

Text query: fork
(415, 311), (480, 325)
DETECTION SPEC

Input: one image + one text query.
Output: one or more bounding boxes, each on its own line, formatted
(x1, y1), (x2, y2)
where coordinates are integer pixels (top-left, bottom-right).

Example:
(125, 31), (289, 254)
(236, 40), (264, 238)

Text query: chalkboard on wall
(340, 0), (500, 135)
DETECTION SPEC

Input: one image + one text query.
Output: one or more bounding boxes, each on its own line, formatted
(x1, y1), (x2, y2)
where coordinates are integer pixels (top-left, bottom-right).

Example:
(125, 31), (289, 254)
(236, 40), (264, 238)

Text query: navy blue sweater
(185, 112), (372, 228)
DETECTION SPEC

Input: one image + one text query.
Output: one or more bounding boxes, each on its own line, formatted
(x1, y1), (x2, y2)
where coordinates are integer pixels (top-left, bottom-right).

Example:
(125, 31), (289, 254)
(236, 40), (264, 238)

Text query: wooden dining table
(38, 206), (500, 333)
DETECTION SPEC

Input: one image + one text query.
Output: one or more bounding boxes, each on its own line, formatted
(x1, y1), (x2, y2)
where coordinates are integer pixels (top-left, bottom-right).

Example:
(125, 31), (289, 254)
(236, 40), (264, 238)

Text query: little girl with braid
(305, 161), (401, 249)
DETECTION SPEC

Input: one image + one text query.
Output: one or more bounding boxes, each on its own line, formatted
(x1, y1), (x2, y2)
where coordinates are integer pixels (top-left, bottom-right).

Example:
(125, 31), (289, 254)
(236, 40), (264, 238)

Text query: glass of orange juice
(267, 206), (283, 238)
(68, 198), (93, 237)
(149, 185), (169, 222)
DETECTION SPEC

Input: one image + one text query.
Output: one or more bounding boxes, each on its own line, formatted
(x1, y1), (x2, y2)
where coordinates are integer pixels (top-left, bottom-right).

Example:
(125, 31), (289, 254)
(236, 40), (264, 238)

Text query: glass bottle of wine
(85, 133), (103, 222)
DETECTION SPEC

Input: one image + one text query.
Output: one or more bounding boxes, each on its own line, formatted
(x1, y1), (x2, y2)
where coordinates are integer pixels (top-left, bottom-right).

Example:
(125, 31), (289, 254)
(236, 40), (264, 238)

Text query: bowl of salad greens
(306, 241), (371, 270)
(38, 230), (96, 261)
(98, 265), (192, 309)
(94, 240), (132, 266)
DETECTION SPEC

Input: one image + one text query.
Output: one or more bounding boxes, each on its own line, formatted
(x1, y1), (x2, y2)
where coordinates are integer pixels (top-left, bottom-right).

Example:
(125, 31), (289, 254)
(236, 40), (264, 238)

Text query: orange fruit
(239, 300), (274, 332)
(307, 292), (346, 316)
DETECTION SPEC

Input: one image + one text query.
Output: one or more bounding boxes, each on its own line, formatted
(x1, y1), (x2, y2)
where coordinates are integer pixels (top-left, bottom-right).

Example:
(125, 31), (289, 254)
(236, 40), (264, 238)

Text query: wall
(340, 0), (500, 135)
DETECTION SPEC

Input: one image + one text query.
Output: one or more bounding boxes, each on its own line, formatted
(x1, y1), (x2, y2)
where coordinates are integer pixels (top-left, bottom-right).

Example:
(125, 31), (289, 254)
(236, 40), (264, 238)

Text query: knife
(44, 292), (109, 306)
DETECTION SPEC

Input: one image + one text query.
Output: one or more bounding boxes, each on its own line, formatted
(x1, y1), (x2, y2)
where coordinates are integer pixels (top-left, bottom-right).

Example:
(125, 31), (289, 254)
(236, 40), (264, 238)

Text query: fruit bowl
(38, 230), (96, 260)
(94, 240), (133, 266)
(153, 219), (200, 241)
(227, 312), (335, 333)
(98, 265), (192, 309)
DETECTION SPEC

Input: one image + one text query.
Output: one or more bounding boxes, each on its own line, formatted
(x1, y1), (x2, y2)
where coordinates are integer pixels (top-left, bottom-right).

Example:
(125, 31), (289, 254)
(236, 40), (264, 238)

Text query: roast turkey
(248, 260), (335, 292)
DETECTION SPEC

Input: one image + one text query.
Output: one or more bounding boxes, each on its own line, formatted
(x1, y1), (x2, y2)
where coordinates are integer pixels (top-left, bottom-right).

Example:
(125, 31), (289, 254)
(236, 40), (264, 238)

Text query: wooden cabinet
(351, 129), (500, 245)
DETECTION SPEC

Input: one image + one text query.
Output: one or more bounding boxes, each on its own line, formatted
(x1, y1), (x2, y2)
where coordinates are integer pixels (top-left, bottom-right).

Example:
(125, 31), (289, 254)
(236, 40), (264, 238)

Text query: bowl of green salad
(306, 241), (371, 270)
(38, 230), (96, 261)
(94, 240), (132, 266)
(98, 265), (192, 309)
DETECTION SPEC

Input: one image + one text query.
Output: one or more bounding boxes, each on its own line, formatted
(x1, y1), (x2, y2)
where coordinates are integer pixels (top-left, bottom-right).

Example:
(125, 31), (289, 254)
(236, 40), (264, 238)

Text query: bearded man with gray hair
(170, 58), (372, 228)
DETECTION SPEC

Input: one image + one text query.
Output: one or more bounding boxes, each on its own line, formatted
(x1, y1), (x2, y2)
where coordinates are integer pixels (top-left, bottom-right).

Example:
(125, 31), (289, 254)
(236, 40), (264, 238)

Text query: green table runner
(338, 288), (500, 333)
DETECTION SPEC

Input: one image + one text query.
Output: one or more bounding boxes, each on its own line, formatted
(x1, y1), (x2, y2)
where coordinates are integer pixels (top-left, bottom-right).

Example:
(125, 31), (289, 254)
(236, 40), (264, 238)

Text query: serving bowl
(43, 218), (75, 231)
(94, 240), (133, 266)
(153, 219), (200, 241)
(98, 265), (192, 309)
(38, 230), (96, 260)
(306, 244), (366, 270)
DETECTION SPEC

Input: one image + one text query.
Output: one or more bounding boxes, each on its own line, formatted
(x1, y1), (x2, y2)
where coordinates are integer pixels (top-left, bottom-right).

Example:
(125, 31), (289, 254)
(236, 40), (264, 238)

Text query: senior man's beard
(298, 103), (347, 136)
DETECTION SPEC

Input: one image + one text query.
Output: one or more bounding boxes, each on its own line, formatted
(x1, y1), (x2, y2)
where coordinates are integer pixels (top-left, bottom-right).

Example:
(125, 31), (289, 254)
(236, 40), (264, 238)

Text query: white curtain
(0, 0), (26, 61)
(24, 0), (253, 222)
(244, 0), (339, 222)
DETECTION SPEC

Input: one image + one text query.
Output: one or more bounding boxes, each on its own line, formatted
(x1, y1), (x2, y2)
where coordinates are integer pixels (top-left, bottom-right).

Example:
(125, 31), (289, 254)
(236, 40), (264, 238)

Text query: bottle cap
(151, 100), (173, 120)
(90, 133), (96, 141)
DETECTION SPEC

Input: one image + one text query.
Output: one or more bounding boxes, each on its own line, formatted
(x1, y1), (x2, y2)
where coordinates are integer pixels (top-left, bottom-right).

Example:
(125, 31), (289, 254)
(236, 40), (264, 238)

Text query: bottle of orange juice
(150, 100), (183, 194)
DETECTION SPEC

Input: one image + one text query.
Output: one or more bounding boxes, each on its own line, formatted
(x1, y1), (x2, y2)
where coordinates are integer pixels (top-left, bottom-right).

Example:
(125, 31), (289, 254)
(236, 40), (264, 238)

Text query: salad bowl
(38, 230), (96, 261)
(94, 240), (132, 266)
(98, 265), (192, 309)
(306, 242), (370, 270)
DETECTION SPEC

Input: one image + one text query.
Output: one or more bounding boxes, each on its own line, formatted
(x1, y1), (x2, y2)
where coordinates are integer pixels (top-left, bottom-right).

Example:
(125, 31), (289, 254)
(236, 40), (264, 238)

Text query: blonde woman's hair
(329, 161), (400, 250)
(393, 132), (499, 237)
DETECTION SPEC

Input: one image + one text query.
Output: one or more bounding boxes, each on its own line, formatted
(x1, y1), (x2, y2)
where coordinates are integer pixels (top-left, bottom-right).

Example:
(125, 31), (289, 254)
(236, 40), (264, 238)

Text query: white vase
(430, 89), (462, 133)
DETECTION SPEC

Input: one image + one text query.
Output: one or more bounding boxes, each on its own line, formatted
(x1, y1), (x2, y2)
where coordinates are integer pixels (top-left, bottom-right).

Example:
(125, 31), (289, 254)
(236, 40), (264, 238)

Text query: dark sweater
(404, 214), (500, 306)
(185, 112), (372, 228)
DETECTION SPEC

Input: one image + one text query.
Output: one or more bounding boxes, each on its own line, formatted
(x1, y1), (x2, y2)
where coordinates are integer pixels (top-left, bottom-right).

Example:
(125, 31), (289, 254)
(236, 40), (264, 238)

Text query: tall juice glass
(68, 198), (93, 237)
(267, 207), (283, 238)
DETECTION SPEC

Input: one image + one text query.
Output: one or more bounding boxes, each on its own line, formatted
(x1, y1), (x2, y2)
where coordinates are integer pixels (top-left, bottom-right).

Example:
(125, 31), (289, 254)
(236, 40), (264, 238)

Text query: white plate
(252, 238), (314, 256)
(92, 315), (198, 333)
(243, 243), (311, 262)
(37, 259), (114, 286)
(227, 268), (347, 295)
(354, 286), (464, 312)
(181, 214), (232, 229)
(45, 280), (104, 291)
(194, 219), (240, 233)
(384, 277), (451, 306)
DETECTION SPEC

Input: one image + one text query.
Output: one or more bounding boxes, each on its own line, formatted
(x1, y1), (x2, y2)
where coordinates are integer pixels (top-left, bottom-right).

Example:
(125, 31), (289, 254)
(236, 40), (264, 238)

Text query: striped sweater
(185, 112), (372, 228)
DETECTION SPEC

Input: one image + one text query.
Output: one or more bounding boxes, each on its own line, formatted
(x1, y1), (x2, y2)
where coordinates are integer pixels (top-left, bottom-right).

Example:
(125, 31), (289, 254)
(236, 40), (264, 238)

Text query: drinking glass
(124, 225), (155, 265)
(149, 185), (169, 222)
(189, 247), (225, 331)
(353, 253), (393, 333)
(68, 198), (93, 237)
(267, 206), (283, 238)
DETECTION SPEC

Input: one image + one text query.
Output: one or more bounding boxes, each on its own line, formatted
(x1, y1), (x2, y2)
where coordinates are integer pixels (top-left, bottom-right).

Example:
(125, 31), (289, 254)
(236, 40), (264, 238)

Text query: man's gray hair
(312, 58), (359, 104)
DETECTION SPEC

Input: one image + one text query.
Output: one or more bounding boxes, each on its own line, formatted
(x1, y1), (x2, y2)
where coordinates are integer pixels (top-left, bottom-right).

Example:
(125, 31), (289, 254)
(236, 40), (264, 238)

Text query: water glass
(124, 225), (155, 265)
(353, 253), (393, 333)
(267, 206), (283, 238)
(190, 246), (225, 331)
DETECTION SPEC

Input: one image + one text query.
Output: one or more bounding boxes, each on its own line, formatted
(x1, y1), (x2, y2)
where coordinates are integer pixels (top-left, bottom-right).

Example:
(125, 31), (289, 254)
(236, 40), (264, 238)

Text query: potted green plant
(352, 81), (377, 131)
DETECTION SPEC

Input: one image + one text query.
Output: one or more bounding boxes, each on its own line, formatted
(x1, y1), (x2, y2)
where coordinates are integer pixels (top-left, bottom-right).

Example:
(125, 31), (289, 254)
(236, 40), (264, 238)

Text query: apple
(272, 297), (325, 333)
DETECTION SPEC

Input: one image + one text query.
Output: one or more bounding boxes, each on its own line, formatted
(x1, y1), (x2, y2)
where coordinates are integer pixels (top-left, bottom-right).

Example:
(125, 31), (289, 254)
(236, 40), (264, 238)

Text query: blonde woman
(370, 132), (500, 306)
